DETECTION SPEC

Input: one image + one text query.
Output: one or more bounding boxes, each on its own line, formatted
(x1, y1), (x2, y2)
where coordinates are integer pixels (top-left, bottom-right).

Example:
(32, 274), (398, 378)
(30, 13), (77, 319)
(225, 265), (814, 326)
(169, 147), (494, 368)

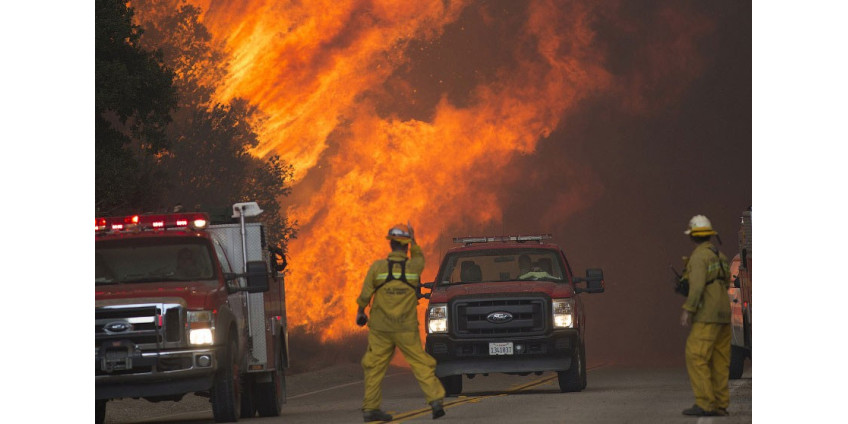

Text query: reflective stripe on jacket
(357, 243), (424, 332)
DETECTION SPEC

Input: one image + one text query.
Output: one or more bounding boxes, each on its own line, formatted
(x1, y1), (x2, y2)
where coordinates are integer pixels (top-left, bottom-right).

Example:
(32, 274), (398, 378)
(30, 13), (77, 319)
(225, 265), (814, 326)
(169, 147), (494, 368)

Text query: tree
(95, 0), (177, 215)
(132, 0), (297, 250)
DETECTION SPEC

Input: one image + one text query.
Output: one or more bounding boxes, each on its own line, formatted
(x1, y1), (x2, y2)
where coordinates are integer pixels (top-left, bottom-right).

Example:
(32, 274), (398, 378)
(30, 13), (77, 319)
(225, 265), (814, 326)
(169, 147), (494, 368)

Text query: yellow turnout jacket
(682, 241), (731, 323)
(357, 243), (424, 332)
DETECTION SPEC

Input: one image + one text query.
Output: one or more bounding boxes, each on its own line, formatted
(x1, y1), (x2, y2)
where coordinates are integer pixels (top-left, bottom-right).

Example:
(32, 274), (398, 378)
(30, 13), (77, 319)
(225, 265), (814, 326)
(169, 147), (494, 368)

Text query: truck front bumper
(426, 329), (579, 377)
(95, 344), (220, 400)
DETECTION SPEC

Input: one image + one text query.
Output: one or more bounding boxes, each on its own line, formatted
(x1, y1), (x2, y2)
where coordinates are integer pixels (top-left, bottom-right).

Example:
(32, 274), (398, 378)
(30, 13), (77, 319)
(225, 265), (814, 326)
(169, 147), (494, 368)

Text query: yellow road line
(386, 363), (610, 422)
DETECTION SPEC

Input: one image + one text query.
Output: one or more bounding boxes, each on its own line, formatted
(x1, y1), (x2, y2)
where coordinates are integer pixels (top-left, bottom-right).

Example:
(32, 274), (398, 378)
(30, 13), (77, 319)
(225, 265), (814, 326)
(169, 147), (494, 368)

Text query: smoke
(168, 0), (750, 365)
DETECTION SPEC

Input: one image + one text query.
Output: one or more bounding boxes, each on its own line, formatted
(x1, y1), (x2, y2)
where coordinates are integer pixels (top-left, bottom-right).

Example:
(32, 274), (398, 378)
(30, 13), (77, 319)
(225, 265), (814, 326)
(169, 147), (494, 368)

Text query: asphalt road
(103, 361), (752, 424)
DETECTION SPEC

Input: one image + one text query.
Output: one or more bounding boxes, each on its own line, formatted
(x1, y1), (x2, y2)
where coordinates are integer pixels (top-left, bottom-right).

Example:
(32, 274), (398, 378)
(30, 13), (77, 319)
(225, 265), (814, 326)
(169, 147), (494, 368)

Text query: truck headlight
(188, 310), (215, 345)
(427, 304), (448, 334)
(190, 328), (214, 345)
(553, 299), (574, 329)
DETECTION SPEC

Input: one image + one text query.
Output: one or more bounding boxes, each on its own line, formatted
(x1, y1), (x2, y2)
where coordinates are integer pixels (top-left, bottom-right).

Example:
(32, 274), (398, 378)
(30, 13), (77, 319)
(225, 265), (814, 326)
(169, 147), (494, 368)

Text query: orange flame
(166, 0), (710, 340)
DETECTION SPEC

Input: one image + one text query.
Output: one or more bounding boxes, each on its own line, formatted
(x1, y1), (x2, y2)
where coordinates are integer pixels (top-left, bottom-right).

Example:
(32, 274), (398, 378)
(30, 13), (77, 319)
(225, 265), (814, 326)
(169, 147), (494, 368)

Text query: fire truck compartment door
(207, 223), (269, 367)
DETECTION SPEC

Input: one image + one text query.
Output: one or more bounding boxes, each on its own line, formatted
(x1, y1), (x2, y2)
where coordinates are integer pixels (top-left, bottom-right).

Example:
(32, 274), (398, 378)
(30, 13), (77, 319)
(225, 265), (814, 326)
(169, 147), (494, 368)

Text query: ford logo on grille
(486, 312), (513, 324)
(104, 321), (133, 333)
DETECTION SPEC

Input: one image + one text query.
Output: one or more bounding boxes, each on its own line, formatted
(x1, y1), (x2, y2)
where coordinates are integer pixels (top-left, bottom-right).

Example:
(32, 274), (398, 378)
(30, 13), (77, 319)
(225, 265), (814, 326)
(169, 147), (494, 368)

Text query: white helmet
(386, 223), (412, 244)
(684, 215), (718, 237)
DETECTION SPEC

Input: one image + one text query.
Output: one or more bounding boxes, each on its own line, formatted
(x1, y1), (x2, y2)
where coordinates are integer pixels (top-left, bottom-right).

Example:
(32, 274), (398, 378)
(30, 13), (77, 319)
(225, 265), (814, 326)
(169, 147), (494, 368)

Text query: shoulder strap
(375, 259), (412, 287)
(375, 258), (423, 298)
(706, 246), (728, 286)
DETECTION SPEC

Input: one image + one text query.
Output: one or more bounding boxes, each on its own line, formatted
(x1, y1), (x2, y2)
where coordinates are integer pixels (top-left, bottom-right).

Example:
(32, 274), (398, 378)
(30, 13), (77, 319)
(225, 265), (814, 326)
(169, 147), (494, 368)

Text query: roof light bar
(95, 212), (210, 234)
(452, 234), (553, 246)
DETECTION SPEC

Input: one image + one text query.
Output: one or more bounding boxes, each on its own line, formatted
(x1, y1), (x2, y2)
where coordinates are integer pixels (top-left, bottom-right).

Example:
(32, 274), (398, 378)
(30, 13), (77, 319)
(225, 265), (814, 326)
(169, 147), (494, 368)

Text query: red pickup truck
(423, 235), (604, 395)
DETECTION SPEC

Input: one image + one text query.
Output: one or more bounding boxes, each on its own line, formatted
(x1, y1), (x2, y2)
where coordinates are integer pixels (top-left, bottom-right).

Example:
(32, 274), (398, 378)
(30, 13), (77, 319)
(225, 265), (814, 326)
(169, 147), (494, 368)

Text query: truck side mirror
(244, 261), (270, 293)
(268, 245), (287, 274)
(573, 268), (605, 293)
(420, 282), (434, 300)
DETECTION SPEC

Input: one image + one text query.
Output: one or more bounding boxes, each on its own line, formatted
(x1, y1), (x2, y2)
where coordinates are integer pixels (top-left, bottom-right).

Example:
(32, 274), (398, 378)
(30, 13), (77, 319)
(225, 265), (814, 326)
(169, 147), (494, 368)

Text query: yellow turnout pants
(685, 322), (731, 411)
(361, 329), (445, 411)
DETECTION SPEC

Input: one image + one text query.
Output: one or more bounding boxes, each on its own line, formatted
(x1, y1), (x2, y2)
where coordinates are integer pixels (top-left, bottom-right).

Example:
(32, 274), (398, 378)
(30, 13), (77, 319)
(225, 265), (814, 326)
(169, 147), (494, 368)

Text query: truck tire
(558, 344), (585, 393)
(212, 337), (242, 422)
(96, 400), (106, 424)
(729, 345), (746, 380)
(256, 338), (286, 417)
(440, 375), (462, 396)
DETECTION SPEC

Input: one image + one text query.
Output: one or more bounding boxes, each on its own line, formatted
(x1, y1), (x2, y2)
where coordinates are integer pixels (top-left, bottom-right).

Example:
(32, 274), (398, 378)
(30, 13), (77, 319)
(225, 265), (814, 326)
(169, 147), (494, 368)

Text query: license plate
(489, 342), (514, 355)
(102, 347), (133, 372)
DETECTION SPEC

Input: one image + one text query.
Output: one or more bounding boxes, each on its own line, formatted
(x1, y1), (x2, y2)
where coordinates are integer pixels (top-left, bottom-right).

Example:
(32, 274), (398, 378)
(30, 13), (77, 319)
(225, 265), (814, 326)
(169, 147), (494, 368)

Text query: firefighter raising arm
(353, 223), (444, 422)
(355, 223), (420, 327)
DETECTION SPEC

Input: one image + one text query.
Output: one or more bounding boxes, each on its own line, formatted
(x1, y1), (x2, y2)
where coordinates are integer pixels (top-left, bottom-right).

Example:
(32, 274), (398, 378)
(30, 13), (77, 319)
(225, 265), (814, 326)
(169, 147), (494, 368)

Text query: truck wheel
(558, 345), (585, 393)
(440, 375), (462, 396)
(96, 400), (106, 424)
(256, 338), (286, 417)
(212, 337), (242, 422)
(729, 345), (746, 380)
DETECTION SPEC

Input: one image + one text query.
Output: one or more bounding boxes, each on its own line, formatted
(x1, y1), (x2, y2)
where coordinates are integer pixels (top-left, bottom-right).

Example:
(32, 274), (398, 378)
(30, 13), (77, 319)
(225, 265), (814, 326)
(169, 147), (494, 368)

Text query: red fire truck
(728, 208), (751, 379)
(95, 202), (289, 423)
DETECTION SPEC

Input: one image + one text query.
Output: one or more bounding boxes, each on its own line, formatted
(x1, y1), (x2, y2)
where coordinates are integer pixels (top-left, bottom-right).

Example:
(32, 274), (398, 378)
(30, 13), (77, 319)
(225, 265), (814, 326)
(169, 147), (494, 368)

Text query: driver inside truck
(518, 256), (556, 280)
(175, 248), (202, 279)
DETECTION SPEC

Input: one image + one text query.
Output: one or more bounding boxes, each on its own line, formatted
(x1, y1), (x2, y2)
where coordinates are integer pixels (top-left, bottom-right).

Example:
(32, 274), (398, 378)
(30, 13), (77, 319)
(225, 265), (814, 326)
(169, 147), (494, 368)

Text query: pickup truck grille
(453, 296), (547, 337)
(95, 304), (184, 349)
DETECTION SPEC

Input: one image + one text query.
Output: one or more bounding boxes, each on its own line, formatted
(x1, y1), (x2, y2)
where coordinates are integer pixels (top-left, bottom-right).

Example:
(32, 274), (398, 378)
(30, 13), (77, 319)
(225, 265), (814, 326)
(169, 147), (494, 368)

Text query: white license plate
(489, 342), (514, 355)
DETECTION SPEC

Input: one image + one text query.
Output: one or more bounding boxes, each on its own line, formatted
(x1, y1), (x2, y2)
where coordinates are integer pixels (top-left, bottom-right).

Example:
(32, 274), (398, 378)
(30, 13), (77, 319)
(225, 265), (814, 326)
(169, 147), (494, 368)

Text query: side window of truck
(213, 241), (233, 274)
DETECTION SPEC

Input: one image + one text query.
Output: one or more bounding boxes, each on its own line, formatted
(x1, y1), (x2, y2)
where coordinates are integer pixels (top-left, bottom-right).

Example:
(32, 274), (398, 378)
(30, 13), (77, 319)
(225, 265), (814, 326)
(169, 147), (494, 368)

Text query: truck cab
(95, 203), (288, 423)
(423, 235), (604, 395)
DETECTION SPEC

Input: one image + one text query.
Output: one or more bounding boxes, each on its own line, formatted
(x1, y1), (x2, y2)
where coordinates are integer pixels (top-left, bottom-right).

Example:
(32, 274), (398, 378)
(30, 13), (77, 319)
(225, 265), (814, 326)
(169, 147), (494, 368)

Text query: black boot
(682, 404), (716, 416)
(430, 399), (446, 419)
(363, 409), (393, 422)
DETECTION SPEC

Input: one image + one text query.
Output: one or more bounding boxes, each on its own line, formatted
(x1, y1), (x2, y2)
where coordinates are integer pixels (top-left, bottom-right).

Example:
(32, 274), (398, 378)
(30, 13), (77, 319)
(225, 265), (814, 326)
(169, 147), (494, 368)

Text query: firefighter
(356, 223), (446, 422)
(679, 215), (732, 417)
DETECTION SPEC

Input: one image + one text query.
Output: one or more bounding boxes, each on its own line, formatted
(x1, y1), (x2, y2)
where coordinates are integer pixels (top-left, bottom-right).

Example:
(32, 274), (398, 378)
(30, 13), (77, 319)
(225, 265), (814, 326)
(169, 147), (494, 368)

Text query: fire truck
(422, 235), (604, 394)
(728, 208), (752, 379)
(95, 202), (289, 423)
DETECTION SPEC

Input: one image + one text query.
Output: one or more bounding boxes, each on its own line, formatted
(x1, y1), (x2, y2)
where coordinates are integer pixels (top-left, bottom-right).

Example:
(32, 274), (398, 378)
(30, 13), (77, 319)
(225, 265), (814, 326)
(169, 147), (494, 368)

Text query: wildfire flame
(152, 0), (711, 340)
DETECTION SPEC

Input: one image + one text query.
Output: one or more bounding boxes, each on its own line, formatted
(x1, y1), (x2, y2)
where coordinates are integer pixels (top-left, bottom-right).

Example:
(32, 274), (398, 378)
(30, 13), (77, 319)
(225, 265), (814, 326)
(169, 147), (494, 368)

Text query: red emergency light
(95, 212), (210, 233)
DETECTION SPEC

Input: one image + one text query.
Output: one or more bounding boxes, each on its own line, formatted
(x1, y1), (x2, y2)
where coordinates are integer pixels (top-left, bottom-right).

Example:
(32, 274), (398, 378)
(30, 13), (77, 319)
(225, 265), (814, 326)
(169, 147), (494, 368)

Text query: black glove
(356, 312), (368, 327)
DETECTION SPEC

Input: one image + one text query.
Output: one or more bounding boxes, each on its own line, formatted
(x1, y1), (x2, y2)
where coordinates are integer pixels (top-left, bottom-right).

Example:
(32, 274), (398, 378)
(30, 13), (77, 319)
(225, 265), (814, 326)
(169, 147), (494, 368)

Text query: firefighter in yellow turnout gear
(356, 224), (446, 422)
(679, 215), (732, 417)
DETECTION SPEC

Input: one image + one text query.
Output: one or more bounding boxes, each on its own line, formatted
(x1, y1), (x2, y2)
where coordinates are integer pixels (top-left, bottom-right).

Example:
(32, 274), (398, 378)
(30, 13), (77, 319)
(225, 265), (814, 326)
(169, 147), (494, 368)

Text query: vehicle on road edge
(728, 208), (752, 379)
(421, 235), (604, 395)
(95, 202), (289, 423)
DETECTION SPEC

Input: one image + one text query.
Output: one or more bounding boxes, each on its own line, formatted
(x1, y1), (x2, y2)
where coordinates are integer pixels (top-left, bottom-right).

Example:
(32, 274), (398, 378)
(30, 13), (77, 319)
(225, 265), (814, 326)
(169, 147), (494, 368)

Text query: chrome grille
(453, 296), (547, 337)
(95, 303), (184, 348)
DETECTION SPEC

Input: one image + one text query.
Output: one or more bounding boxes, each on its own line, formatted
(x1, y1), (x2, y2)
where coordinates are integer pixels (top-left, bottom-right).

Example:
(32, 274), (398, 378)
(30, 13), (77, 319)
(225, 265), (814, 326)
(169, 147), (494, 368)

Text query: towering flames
(162, 0), (711, 340)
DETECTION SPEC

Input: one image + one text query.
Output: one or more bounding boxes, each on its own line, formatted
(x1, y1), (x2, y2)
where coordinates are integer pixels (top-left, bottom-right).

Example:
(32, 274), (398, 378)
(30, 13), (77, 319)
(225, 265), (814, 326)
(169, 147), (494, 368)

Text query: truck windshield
(96, 237), (216, 284)
(437, 248), (565, 285)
